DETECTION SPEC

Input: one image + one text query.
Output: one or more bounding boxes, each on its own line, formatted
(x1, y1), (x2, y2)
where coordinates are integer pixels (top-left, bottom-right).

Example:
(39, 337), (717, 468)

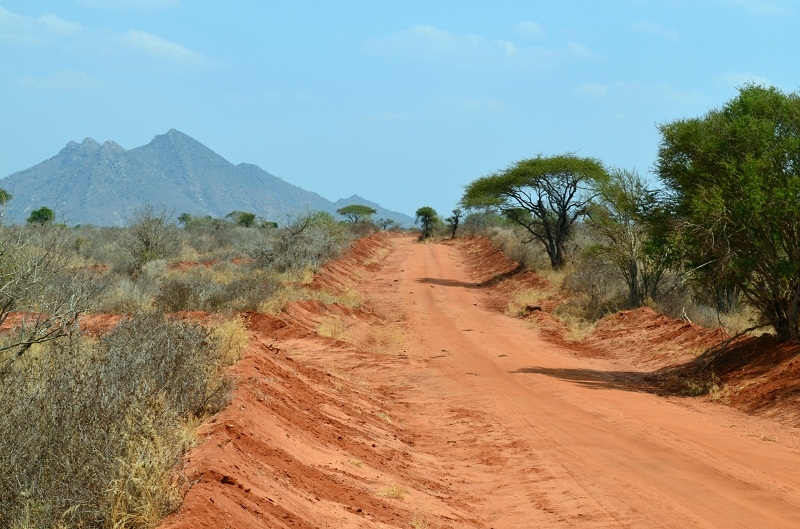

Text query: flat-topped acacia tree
(336, 204), (377, 223)
(462, 154), (608, 269)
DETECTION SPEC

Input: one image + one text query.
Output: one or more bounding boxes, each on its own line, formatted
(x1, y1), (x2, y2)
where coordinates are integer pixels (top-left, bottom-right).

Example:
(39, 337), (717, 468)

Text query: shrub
(249, 211), (353, 273)
(0, 313), (238, 528)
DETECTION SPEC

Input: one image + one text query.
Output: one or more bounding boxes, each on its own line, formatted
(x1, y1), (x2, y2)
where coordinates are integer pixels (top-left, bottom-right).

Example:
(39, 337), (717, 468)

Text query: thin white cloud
(567, 41), (600, 60)
(0, 6), (83, 43)
(640, 82), (705, 104)
(632, 21), (679, 42)
(78, 0), (180, 9)
(18, 70), (106, 90)
(364, 24), (560, 69)
(0, 6), (30, 27)
(713, 0), (794, 15)
(39, 13), (83, 35)
(116, 30), (214, 66)
(516, 21), (547, 39)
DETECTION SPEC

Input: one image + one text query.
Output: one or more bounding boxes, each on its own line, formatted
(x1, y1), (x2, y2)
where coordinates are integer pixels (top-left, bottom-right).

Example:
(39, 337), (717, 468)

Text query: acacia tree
(657, 84), (800, 341)
(336, 204), (377, 223)
(462, 154), (608, 269)
(445, 208), (463, 239)
(588, 168), (674, 307)
(415, 206), (438, 239)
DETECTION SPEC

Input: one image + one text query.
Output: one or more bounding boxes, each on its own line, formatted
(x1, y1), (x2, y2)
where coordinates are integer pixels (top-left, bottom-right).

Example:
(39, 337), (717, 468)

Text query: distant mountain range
(0, 129), (413, 227)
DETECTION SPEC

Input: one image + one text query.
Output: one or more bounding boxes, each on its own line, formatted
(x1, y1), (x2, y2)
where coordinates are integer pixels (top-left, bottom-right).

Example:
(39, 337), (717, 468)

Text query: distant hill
(0, 129), (414, 227)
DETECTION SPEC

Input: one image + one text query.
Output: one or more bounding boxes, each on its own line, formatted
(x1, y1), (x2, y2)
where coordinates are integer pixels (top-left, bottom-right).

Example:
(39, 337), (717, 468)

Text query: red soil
(153, 233), (800, 528)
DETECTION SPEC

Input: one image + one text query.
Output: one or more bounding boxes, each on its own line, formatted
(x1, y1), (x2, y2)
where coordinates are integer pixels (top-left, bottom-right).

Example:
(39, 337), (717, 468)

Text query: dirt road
(361, 237), (800, 528)
(161, 236), (800, 528)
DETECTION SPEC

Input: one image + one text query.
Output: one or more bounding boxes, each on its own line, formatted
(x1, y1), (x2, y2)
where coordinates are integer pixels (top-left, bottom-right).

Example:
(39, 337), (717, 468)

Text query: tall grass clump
(0, 313), (242, 529)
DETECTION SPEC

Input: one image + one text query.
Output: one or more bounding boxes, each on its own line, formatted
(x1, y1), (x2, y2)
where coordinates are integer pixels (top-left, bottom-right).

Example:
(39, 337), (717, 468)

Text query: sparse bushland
(471, 217), (757, 338)
(248, 211), (355, 273)
(118, 206), (181, 277)
(0, 222), (100, 373)
(0, 313), (246, 529)
(0, 200), (371, 528)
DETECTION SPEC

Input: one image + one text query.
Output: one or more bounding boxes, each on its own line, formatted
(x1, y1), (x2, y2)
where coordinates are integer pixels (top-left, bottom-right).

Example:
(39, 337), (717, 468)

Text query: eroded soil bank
(159, 234), (800, 529)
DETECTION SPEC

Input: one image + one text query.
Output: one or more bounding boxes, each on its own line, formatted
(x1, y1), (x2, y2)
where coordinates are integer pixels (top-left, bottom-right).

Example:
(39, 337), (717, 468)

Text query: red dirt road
(161, 236), (800, 528)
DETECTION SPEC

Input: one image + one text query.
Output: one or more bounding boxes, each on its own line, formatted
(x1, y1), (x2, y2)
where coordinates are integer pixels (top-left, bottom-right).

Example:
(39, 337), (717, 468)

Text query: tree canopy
(27, 207), (55, 225)
(588, 168), (673, 308)
(336, 204), (377, 223)
(462, 154), (608, 268)
(414, 206), (438, 239)
(656, 84), (800, 341)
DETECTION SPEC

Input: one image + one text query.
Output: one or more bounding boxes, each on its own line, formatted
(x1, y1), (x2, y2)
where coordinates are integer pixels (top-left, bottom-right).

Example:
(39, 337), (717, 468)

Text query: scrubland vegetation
(1, 83), (797, 528)
(454, 85), (800, 342)
(0, 206), (375, 528)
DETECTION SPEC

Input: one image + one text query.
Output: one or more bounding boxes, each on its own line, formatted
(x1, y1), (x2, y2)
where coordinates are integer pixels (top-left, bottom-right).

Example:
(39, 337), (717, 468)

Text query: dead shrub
(0, 313), (236, 529)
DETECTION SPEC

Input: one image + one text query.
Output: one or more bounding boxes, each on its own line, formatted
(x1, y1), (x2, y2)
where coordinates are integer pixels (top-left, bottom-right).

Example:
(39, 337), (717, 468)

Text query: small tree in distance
(445, 208), (463, 239)
(0, 189), (11, 221)
(377, 218), (396, 230)
(27, 207), (55, 225)
(337, 204), (377, 223)
(415, 206), (438, 240)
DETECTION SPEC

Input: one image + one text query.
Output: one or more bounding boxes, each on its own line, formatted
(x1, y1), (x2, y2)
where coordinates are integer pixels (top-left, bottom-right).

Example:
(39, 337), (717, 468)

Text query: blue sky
(1, 0), (797, 218)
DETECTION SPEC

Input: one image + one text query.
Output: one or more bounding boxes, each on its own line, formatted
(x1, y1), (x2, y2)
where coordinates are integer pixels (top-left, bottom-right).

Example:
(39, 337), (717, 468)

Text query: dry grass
(310, 287), (362, 308)
(0, 313), (241, 529)
(317, 316), (348, 340)
(505, 285), (558, 317)
(377, 484), (407, 499)
(410, 513), (431, 529)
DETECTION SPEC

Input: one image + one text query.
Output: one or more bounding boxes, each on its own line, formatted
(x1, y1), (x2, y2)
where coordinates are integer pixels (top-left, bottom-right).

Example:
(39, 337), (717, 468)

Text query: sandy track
(161, 236), (800, 528)
(363, 237), (800, 528)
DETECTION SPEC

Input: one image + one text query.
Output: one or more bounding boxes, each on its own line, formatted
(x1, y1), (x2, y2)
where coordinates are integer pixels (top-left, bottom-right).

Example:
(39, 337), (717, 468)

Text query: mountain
(0, 129), (414, 227)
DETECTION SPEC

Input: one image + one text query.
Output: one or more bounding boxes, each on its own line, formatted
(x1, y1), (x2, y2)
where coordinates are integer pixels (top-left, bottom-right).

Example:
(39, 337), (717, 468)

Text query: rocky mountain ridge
(0, 129), (413, 227)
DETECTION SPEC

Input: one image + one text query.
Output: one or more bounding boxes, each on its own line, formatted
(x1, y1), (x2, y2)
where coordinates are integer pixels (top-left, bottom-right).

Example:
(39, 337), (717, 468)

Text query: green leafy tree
(656, 84), (800, 340)
(177, 212), (193, 228)
(225, 211), (257, 228)
(444, 208), (463, 239)
(588, 168), (674, 307)
(27, 207), (55, 225)
(337, 204), (377, 223)
(462, 154), (608, 269)
(414, 206), (438, 239)
(377, 218), (396, 231)
(236, 212), (256, 227)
